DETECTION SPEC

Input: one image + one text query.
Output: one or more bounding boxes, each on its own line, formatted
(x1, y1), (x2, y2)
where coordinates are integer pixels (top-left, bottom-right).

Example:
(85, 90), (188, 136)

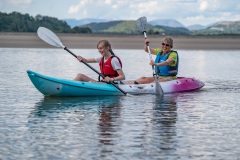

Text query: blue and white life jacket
(154, 51), (179, 76)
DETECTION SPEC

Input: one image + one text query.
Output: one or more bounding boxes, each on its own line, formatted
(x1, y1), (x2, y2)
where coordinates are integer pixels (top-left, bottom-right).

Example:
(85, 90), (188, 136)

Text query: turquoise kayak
(27, 70), (204, 96)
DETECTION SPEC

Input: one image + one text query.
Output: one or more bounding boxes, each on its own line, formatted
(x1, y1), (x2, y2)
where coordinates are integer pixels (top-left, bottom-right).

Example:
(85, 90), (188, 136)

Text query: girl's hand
(103, 76), (113, 83)
(77, 55), (85, 62)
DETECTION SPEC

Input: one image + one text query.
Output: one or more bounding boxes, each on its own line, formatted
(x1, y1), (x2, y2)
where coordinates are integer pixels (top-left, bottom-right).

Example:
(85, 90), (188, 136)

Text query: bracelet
(109, 78), (114, 82)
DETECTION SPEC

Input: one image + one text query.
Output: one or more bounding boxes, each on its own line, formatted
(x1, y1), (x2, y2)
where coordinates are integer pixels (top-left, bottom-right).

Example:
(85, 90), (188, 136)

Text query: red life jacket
(99, 56), (122, 78)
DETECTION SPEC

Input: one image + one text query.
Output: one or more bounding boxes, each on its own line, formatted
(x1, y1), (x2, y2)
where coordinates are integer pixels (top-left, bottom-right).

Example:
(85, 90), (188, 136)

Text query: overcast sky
(0, 0), (239, 26)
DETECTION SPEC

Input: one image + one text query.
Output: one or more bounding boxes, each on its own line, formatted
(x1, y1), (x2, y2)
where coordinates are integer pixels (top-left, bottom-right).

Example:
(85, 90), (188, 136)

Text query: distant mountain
(187, 24), (207, 31)
(192, 21), (240, 35)
(155, 25), (190, 35)
(64, 18), (240, 35)
(209, 21), (240, 31)
(80, 20), (191, 35)
(81, 20), (147, 34)
(64, 18), (109, 28)
(149, 19), (185, 28)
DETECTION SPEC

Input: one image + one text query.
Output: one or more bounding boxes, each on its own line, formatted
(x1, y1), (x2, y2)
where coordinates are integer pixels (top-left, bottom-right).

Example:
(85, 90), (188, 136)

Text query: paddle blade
(37, 27), (65, 48)
(136, 16), (147, 32)
(154, 76), (164, 96)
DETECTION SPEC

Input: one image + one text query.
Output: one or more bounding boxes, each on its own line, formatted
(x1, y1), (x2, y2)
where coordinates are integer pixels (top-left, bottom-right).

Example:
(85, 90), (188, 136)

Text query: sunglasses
(162, 43), (170, 47)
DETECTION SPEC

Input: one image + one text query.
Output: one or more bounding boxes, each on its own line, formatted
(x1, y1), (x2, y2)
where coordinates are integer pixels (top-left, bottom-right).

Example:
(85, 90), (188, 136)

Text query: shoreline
(1, 32), (240, 50)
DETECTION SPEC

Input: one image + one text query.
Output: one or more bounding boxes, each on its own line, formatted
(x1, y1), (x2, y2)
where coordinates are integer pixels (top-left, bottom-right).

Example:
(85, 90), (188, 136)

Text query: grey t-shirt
(95, 56), (121, 70)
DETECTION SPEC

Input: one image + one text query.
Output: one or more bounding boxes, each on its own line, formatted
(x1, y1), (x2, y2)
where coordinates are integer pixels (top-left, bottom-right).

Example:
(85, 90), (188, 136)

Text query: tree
(72, 26), (92, 33)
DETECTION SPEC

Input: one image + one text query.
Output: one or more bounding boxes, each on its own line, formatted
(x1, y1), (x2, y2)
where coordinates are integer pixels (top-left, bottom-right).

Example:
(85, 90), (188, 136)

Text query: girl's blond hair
(97, 40), (115, 55)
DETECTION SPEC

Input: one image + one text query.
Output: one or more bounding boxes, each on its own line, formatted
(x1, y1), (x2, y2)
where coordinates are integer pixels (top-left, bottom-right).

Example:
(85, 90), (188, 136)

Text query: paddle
(136, 17), (164, 97)
(37, 27), (127, 96)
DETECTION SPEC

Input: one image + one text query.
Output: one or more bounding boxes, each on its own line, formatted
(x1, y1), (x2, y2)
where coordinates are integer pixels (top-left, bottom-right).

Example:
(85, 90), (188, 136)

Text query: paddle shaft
(64, 47), (127, 95)
(143, 32), (156, 75)
(136, 17), (163, 96)
(64, 47), (104, 77)
(143, 31), (164, 96)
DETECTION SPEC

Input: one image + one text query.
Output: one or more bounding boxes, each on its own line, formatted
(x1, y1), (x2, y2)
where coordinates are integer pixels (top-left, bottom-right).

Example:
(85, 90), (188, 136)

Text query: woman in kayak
(74, 40), (126, 83)
(131, 36), (179, 84)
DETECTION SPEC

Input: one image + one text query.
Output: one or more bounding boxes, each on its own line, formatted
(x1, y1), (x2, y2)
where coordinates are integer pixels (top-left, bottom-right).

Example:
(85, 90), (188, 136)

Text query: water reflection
(145, 94), (178, 155)
(28, 96), (123, 158)
(31, 96), (121, 117)
(97, 97), (122, 156)
(152, 94), (178, 126)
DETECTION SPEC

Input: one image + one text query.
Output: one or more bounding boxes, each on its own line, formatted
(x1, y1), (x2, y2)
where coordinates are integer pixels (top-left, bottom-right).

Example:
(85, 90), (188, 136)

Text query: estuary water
(0, 48), (240, 160)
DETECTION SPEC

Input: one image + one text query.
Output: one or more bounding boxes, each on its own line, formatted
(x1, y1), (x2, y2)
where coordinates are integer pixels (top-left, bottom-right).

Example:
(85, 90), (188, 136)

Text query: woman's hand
(145, 38), (150, 44)
(149, 60), (156, 66)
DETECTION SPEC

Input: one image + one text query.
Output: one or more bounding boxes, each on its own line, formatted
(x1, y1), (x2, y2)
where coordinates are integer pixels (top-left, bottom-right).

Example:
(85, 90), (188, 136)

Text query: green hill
(82, 20), (240, 35)
(82, 20), (164, 34)
(192, 21), (240, 35)
(82, 20), (141, 34)
(154, 25), (190, 35)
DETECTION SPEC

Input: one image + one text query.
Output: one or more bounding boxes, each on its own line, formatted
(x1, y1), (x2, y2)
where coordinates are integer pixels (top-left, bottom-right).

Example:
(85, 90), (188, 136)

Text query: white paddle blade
(37, 27), (65, 48)
(136, 16), (147, 32)
(154, 77), (164, 96)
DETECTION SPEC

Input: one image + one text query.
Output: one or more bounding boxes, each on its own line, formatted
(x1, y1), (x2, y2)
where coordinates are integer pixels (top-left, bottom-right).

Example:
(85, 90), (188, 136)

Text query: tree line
(0, 11), (92, 33)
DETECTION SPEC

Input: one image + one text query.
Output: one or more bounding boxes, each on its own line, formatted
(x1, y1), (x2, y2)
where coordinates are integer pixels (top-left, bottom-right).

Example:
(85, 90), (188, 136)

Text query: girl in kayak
(74, 40), (126, 83)
(131, 36), (179, 84)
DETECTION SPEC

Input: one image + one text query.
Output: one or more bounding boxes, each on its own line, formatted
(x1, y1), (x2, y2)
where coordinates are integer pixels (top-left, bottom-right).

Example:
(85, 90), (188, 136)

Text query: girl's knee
(77, 73), (84, 78)
(74, 73), (84, 81)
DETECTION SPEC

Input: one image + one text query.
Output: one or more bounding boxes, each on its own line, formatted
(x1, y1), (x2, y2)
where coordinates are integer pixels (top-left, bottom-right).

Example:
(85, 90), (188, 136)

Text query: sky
(0, 0), (239, 26)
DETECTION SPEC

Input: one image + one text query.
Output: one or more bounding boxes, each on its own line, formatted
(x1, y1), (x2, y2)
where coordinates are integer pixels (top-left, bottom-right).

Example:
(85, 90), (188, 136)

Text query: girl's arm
(113, 69), (125, 81)
(77, 56), (96, 63)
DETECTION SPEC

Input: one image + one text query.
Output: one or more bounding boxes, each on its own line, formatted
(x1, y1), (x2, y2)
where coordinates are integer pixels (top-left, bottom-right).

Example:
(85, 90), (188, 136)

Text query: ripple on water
(1, 49), (240, 159)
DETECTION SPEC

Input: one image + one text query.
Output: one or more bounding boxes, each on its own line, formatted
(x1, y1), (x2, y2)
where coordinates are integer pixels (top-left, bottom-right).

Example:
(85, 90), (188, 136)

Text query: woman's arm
(144, 38), (155, 55)
(150, 58), (175, 66)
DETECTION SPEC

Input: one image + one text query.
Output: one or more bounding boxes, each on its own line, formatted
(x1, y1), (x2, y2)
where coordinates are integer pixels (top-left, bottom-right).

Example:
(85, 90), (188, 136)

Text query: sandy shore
(1, 32), (240, 50)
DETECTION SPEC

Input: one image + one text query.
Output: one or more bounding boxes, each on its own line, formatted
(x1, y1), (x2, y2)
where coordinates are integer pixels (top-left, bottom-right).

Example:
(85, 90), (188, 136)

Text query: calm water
(0, 48), (240, 160)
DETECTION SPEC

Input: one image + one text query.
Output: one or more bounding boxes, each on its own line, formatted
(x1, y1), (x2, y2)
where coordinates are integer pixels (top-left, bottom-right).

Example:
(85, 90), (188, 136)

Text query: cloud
(199, 0), (208, 11)
(8, 0), (32, 5)
(164, 0), (197, 2)
(68, 5), (80, 14)
(104, 0), (112, 5)
(1, 0), (239, 26)
(68, 0), (88, 14)
(133, 1), (159, 15)
(65, 0), (239, 25)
